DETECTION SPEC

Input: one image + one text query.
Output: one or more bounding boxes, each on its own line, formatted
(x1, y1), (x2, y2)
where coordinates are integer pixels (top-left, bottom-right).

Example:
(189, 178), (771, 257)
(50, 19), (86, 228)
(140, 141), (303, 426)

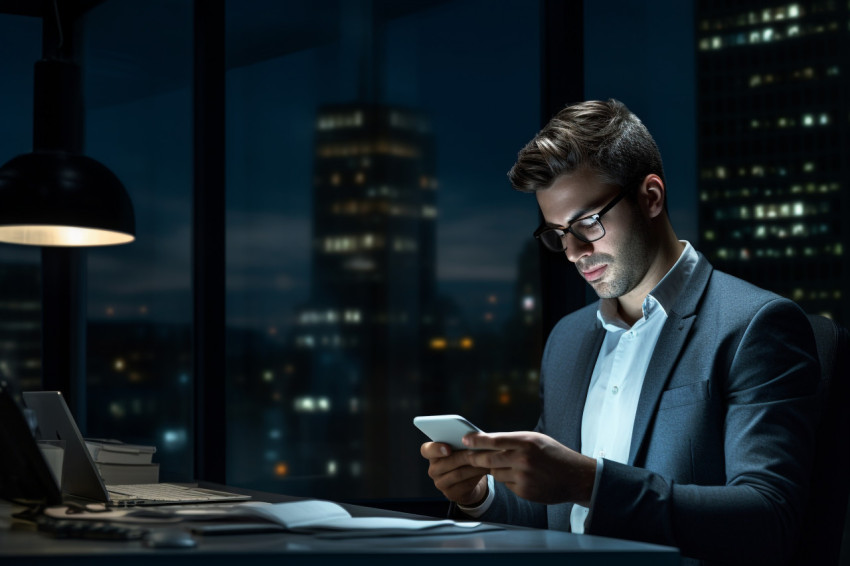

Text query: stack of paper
(85, 439), (159, 485)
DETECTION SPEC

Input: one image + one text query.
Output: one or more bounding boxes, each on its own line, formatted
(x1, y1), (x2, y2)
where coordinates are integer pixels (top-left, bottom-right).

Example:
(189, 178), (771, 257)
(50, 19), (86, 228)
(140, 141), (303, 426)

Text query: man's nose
(564, 233), (593, 263)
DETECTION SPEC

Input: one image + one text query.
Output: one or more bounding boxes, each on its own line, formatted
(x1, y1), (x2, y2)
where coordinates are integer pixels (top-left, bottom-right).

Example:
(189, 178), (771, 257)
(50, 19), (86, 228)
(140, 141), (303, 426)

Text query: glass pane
(226, 0), (541, 499)
(82, 0), (195, 481)
(0, 14), (43, 392)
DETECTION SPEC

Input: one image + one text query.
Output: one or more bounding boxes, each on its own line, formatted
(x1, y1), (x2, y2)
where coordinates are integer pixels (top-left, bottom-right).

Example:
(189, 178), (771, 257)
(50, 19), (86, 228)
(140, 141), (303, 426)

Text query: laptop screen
(0, 381), (62, 506)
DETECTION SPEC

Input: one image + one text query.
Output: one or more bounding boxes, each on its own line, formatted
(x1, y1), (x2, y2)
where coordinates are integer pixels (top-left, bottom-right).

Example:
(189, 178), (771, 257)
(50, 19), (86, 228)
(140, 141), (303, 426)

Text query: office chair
(793, 315), (850, 565)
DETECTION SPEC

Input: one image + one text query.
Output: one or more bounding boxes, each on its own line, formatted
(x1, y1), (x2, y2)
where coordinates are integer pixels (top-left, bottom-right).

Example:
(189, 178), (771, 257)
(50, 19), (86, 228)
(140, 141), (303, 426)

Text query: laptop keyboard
(107, 483), (227, 502)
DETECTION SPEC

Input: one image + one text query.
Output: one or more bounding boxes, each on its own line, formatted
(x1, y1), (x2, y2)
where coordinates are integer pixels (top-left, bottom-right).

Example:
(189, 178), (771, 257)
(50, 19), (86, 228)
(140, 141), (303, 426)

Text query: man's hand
(420, 442), (489, 506)
(462, 431), (597, 506)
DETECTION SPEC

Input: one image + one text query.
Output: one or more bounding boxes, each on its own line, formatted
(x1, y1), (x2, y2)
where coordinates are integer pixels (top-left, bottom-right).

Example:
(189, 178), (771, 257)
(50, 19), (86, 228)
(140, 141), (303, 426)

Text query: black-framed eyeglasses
(533, 188), (628, 253)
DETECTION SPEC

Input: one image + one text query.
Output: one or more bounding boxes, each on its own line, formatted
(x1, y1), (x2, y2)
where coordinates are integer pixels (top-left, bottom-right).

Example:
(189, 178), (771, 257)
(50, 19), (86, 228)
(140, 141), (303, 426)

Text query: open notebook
(23, 391), (250, 506)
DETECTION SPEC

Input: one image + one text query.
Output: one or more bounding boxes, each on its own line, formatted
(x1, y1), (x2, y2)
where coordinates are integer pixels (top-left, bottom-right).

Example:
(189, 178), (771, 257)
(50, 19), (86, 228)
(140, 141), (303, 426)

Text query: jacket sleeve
(451, 482), (549, 529)
(586, 298), (820, 565)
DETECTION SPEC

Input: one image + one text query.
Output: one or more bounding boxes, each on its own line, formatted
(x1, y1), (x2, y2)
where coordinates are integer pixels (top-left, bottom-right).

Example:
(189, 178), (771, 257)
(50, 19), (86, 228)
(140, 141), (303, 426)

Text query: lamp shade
(0, 150), (135, 246)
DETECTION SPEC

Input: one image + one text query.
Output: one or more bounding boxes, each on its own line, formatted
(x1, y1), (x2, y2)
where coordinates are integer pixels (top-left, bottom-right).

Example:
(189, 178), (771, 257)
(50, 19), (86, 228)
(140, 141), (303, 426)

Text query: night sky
(0, 0), (697, 330)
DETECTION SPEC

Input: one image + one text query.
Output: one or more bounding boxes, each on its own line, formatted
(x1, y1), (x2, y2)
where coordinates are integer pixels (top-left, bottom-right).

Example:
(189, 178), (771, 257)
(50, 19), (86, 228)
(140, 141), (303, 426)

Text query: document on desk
(185, 500), (482, 532)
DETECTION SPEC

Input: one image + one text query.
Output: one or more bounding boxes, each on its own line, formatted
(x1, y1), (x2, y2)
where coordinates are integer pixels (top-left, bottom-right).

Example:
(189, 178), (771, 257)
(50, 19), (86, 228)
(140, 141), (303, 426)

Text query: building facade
(696, 1), (849, 322)
(292, 103), (438, 497)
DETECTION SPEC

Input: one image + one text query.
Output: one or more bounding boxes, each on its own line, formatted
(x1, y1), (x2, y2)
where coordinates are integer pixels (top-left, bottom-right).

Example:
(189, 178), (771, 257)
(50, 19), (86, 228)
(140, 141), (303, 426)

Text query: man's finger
(461, 431), (529, 450)
(420, 441), (451, 459)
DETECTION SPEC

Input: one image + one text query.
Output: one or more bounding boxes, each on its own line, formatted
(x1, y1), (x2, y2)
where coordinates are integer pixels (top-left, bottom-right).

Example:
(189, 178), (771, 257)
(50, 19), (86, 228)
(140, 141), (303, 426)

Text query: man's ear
(640, 174), (666, 219)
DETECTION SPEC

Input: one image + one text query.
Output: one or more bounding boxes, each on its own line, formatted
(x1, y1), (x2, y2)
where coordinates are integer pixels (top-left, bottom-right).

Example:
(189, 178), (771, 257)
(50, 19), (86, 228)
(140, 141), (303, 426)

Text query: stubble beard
(579, 222), (654, 300)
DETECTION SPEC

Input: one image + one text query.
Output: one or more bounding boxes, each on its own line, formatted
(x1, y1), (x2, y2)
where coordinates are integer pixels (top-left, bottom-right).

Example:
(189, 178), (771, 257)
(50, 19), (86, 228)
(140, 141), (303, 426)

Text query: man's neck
(617, 236), (685, 326)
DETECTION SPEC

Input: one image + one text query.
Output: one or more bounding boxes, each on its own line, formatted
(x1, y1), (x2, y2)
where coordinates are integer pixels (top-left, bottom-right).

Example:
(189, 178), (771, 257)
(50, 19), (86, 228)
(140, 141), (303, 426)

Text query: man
(420, 100), (820, 565)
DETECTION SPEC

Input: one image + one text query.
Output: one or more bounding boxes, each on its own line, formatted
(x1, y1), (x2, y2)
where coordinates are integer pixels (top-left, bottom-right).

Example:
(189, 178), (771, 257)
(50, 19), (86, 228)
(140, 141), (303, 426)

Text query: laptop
(23, 390), (251, 506)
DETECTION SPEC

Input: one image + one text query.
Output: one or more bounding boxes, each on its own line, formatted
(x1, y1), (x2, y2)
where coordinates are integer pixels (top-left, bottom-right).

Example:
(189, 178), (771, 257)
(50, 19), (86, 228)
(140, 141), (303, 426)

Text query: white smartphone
(413, 414), (486, 450)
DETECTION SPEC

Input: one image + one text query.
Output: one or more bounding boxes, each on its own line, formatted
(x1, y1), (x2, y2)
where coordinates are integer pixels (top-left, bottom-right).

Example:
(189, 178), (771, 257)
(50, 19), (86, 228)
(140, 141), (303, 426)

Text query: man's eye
(575, 217), (599, 228)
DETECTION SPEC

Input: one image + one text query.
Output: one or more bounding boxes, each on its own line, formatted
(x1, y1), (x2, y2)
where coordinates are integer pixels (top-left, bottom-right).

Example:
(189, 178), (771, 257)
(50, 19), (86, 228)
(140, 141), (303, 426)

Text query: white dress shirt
(571, 241), (697, 532)
(461, 242), (699, 532)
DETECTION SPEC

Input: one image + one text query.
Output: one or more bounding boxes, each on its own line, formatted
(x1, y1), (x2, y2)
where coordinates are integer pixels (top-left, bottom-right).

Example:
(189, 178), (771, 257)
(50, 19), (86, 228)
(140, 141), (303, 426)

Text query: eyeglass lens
(539, 216), (604, 251)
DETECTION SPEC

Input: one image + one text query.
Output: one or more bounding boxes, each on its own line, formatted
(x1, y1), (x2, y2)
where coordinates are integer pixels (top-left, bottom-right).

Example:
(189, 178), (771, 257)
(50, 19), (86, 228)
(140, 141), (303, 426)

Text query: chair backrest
(794, 315), (850, 565)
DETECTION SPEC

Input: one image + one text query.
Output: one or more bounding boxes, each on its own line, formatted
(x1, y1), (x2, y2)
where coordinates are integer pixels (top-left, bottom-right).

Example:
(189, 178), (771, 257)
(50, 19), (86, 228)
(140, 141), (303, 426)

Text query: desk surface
(0, 486), (680, 566)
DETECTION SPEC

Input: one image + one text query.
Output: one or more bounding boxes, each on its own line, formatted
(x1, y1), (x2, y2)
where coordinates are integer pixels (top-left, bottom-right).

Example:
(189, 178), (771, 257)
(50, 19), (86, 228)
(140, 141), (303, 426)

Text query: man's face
(536, 169), (654, 300)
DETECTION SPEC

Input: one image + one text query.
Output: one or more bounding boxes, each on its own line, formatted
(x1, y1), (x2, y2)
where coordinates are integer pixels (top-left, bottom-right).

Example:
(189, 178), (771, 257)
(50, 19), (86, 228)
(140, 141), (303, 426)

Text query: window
(225, 0), (541, 499)
(82, 0), (195, 481)
(0, 14), (44, 392)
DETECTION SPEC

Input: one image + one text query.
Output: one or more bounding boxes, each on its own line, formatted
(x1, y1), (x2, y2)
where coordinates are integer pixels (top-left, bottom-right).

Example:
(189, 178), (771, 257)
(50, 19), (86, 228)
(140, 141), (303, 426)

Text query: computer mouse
(143, 528), (197, 549)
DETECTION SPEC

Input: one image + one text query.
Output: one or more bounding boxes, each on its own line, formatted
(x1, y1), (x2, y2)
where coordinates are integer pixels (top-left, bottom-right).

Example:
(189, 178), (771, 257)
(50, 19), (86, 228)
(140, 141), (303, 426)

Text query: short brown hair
(508, 99), (665, 197)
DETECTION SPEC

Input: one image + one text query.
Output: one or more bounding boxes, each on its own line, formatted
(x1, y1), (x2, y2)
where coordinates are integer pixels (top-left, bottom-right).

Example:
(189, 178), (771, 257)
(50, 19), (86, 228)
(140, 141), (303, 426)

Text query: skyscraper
(0, 264), (41, 390)
(293, 103), (437, 497)
(696, 1), (849, 322)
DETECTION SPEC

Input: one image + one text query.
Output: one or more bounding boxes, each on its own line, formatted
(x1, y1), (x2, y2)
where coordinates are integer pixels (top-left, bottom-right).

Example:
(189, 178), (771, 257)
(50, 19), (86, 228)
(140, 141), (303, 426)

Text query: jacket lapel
(627, 256), (713, 466)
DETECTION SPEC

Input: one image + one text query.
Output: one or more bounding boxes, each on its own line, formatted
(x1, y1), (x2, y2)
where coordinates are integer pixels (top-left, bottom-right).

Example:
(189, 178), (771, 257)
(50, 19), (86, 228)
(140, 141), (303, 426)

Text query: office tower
(293, 103), (437, 497)
(485, 239), (543, 432)
(0, 264), (41, 390)
(696, 1), (849, 322)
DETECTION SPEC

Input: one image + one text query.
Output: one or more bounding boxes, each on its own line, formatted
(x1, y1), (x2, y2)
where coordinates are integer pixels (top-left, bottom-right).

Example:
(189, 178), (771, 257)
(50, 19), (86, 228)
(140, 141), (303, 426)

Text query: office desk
(0, 488), (680, 566)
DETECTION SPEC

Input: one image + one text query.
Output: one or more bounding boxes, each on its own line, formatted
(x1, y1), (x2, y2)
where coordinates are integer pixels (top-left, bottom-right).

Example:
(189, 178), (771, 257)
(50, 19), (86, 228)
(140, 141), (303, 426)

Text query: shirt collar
(597, 241), (698, 328)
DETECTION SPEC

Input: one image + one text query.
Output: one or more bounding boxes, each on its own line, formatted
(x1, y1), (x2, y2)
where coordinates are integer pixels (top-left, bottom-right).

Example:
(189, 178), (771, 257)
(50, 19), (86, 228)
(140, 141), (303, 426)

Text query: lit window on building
(162, 428), (188, 450)
(343, 309), (361, 324)
(294, 396), (331, 413)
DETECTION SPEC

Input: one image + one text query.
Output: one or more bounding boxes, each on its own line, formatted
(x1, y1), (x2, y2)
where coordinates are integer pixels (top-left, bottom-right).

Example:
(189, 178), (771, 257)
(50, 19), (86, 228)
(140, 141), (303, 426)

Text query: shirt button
(611, 385), (619, 395)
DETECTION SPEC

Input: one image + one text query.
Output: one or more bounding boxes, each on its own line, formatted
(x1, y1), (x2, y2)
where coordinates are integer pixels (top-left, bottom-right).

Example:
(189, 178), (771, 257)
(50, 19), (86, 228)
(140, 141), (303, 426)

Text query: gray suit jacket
(466, 256), (820, 566)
